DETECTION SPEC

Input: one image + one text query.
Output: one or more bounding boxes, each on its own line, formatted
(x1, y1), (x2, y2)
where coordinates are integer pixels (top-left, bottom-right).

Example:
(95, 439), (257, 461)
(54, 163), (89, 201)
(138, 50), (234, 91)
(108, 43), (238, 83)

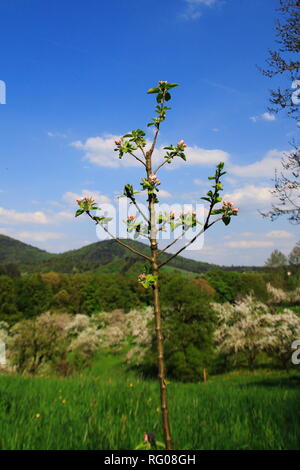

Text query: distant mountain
(0, 234), (55, 267)
(0, 234), (218, 275)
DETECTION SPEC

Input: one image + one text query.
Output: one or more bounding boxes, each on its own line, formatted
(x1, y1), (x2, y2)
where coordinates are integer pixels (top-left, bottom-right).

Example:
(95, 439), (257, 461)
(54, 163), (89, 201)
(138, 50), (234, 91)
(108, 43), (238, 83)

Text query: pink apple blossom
(114, 137), (124, 146)
(177, 140), (187, 148)
(149, 174), (161, 185)
(223, 200), (233, 207)
(76, 196), (95, 205)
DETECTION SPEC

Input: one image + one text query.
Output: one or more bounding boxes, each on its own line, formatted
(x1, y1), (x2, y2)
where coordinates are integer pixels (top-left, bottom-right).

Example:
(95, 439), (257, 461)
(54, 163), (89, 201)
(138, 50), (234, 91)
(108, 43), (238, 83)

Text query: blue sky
(0, 0), (298, 266)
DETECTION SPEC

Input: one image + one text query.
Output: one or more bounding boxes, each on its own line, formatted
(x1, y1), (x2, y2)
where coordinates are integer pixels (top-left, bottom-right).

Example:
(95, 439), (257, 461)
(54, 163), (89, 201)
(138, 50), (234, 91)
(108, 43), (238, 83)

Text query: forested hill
(0, 234), (55, 267)
(0, 234), (218, 275)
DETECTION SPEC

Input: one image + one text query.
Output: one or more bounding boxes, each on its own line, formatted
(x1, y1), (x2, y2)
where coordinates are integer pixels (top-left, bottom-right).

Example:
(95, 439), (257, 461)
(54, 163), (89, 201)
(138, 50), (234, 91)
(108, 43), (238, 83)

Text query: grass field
(0, 353), (299, 450)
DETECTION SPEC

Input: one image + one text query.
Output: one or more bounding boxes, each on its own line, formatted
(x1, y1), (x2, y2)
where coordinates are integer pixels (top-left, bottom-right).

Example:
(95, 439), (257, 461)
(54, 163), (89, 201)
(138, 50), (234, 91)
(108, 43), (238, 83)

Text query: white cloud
(0, 207), (49, 225)
(56, 211), (74, 220)
(266, 230), (294, 239)
(194, 178), (209, 186)
(71, 134), (230, 169)
(62, 189), (110, 206)
(183, 146), (229, 167)
(17, 231), (66, 242)
(250, 113), (276, 123)
(224, 176), (237, 186)
(0, 227), (65, 243)
(229, 149), (284, 178)
(47, 131), (67, 138)
(225, 240), (274, 249)
(181, 0), (218, 20)
(262, 112), (276, 121)
(188, 0), (217, 4)
(223, 184), (273, 208)
(71, 134), (138, 168)
(0, 206), (77, 227)
(158, 189), (172, 198)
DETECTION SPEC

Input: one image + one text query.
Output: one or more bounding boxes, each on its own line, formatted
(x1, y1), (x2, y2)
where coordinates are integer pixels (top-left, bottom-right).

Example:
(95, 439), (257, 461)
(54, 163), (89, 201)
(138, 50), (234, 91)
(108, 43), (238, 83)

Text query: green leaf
(165, 92), (171, 101)
(222, 215), (231, 226)
(156, 92), (163, 103)
(147, 87), (160, 94)
(211, 209), (224, 215)
(163, 146), (174, 150)
(200, 197), (211, 202)
(167, 83), (179, 89)
(75, 209), (85, 217)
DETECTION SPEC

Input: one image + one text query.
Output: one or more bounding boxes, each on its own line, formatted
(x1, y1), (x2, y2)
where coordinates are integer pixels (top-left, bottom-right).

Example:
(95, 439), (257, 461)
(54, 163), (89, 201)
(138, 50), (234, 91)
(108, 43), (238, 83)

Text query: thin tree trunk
(146, 144), (173, 450)
(151, 252), (173, 450)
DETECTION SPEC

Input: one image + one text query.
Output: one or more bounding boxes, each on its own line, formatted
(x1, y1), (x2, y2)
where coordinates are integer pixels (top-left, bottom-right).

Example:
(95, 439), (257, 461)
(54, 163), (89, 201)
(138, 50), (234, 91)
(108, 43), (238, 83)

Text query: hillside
(0, 234), (217, 275)
(0, 234), (55, 268)
(0, 234), (265, 275)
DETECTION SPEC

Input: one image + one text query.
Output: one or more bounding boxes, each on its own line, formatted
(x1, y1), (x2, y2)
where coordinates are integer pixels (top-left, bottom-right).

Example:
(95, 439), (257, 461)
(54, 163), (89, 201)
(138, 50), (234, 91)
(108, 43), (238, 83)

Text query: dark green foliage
(142, 275), (216, 382)
(204, 270), (240, 302)
(15, 275), (52, 318)
(0, 264), (20, 277)
(0, 275), (21, 323)
(0, 234), (54, 269)
(204, 270), (269, 303)
(0, 235), (218, 274)
(0, 234), (271, 276)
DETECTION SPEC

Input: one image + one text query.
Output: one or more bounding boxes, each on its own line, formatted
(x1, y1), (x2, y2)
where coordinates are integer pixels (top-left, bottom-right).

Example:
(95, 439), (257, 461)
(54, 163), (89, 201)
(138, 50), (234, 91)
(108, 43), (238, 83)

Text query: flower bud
(149, 174), (161, 185)
(177, 140), (187, 148)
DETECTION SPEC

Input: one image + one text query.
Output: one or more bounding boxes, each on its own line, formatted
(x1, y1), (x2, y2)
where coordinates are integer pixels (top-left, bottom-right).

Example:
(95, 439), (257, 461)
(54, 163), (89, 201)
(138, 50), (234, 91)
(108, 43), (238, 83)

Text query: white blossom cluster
(267, 283), (300, 305)
(212, 295), (300, 368)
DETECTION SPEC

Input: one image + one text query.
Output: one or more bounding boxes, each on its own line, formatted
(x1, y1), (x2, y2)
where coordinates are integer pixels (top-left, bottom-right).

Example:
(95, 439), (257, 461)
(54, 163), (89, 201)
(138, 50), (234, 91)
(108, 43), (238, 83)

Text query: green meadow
(0, 353), (299, 450)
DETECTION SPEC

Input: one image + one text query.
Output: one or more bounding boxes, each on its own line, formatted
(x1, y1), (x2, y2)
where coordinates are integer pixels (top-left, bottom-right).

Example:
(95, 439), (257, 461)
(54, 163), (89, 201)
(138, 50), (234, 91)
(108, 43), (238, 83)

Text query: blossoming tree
(75, 81), (238, 450)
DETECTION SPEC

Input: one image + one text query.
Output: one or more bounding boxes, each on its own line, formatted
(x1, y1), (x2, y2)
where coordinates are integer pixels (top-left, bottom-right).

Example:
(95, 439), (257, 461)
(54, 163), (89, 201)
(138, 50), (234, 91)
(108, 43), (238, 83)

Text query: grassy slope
(0, 356), (299, 450)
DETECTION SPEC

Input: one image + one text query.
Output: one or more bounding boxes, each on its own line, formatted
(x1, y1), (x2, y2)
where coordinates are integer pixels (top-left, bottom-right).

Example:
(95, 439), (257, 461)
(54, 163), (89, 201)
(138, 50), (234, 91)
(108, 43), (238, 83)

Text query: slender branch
(157, 225), (192, 257)
(129, 151), (146, 167)
(131, 198), (149, 224)
(154, 158), (170, 174)
(138, 146), (147, 160)
(159, 167), (223, 265)
(149, 127), (160, 159)
(148, 96), (165, 159)
(86, 211), (152, 262)
(158, 217), (222, 269)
